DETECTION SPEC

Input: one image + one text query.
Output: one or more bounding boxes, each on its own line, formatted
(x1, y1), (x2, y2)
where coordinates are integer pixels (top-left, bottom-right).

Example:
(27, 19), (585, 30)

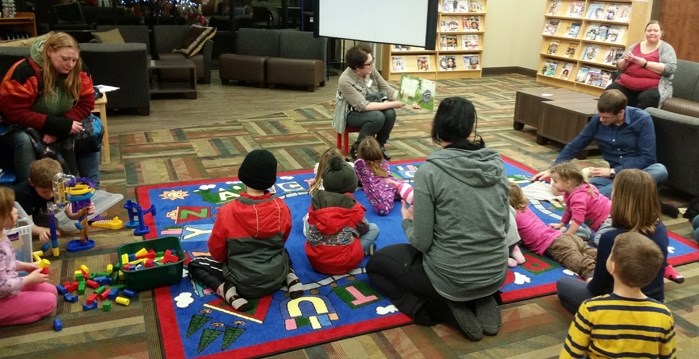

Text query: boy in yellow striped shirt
(560, 232), (676, 358)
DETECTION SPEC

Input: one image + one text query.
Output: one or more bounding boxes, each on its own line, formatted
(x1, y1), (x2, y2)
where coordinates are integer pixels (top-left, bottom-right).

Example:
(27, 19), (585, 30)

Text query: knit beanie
(238, 149), (277, 191)
(322, 156), (357, 194)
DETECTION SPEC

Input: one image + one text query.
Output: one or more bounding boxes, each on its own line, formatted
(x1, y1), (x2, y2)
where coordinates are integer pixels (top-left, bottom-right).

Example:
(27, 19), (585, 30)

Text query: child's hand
(23, 268), (49, 286)
(37, 227), (51, 243)
(401, 201), (414, 221)
(549, 222), (564, 230)
(87, 203), (96, 215)
(16, 261), (38, 272)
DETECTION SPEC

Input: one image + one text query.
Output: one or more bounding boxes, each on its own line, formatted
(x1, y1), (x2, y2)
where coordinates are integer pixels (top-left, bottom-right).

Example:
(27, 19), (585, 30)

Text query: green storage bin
(118, 236), (184, 291)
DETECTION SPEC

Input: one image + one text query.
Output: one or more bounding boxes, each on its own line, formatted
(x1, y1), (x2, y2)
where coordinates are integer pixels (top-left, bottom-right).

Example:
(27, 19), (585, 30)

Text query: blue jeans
(692, 215), (699, 243)
(0, 130), (36, 183)
(359, 222), (380, 252)
(556, 276), (593, 313)
(589, 163), (668, 198)
(0, 130), (100, 187)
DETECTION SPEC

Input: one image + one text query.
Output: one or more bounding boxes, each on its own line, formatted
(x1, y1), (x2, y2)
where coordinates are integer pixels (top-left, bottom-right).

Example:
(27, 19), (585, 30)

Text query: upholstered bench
(266, 57), (324, 91)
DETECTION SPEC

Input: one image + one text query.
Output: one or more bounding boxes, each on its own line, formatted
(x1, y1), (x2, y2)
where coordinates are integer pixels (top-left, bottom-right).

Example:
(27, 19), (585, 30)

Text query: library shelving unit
(0, 12), (36, 42)
(537, 0), (648, 95)
(381, 0), (486, 81)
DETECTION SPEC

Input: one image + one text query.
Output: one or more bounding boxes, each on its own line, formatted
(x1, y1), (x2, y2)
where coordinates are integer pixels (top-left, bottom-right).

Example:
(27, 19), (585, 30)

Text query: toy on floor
(40, 174), (97, 255)
(123, 200), (156, 236)
(90, 216), (125, 230)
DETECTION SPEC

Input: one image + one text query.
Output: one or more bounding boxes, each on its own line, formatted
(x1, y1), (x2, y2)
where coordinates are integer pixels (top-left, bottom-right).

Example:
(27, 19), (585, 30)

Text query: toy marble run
(41, 173), (97, 256)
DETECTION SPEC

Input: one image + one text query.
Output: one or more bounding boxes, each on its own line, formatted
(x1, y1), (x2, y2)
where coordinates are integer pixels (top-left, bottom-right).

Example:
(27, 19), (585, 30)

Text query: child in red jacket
(304, 155), (379, 275)
(187, 150), (303, 311)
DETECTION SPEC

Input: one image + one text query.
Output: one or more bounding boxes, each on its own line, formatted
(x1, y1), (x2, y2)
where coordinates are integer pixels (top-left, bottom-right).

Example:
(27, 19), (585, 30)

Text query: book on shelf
(440, 34), (459, 50)
(575, 66), (590, 82)
(463, 55), (480, 70)
(606, 25), (624, 43)
(417, 56), (431, 71)
(559, 63), (574, 80)
(443, 0), (469, 12)
(585, 24), (599, 40)
(600, 70), (614, 88)
(547, 0), (561, 16)
(596, 24), (609, 42)
(461, 34), (479, 50)
(543, 19), (560, 36)
(603, 47), (624, 65)
(463, 16), (480, 31)
(469, 0), (483, 12)
(566, 22), (581, 38)
(392, 44), (411, 51)
(564, 42), (578, 58)
(398, 75), (436, 111)
(566, 1), (585, 18)
(541, 60), (559, 77)
(440, 17), (460, 31)
(603, 3), (620, 21)
(584, 67), (604, 87)
(439, 55), (458, 71)
(546, 40), (560, 55)
(616, 5), (631, 22)
(586, 2), (605, 20)
(582, 45), (599, 62)
(391, 56), (407, 72)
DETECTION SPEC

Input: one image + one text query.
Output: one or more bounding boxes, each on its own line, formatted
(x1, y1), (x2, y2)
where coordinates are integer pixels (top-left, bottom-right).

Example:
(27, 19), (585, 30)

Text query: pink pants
(0, 282), (57, 326)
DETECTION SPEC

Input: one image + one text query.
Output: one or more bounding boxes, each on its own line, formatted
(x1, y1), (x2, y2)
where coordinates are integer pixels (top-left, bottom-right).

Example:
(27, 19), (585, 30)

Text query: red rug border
(142, 155), (699, 358)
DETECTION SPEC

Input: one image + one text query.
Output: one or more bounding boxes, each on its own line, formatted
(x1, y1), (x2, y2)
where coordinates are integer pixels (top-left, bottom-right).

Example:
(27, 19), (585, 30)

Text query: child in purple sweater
(509, 183), (597, 279)
(354, 137), (413, 215)
(549, 162), (611, 241)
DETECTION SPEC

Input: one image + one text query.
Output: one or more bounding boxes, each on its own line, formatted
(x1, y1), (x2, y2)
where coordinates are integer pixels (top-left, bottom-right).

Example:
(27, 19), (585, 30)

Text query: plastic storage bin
(118, 236), (184, 291)
(9, 202), (33, 263)
(55, 190), (124, 231)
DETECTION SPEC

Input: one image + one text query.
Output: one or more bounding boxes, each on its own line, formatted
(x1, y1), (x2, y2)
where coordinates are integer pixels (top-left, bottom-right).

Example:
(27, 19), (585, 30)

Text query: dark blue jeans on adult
(588, 163), (668, 198)
(0, 130), (100, 187)
(346, 108), (396, 147)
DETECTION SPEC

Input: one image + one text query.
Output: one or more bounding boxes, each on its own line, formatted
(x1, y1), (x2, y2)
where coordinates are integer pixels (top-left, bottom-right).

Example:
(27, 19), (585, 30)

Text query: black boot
(380, 145), (391, 161)
(350, 143), (359, 160)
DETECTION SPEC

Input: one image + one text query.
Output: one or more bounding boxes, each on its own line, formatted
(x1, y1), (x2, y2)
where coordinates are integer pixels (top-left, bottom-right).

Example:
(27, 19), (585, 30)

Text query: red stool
(336, 127), (360, 155)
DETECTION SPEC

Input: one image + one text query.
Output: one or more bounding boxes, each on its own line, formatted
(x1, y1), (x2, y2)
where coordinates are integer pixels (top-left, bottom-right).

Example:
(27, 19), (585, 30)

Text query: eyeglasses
(363, 61), (374, 67)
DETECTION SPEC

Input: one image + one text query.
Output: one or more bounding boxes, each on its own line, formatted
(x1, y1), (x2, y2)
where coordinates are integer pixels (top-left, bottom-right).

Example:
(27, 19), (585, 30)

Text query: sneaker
(474, 295), (501, 336)
(446, 301), (483, 341)
(664, 264), (685, 284)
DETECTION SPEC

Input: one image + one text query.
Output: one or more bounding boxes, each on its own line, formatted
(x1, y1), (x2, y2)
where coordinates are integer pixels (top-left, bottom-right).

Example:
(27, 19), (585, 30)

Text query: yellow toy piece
(38, 259), (50, 269)
(32, 251), (44, 262)
(91, 217), (124, 230)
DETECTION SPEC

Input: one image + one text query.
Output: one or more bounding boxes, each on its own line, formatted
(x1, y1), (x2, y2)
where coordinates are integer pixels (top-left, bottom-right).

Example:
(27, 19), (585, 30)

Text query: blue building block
(56, 284), (68, 295)
(53, 318), (63, 331)
(108, 288), (120, 300)
(122, 289), (137, 298)
(82, 302), (98, 311)
(63, 293), (78, 303)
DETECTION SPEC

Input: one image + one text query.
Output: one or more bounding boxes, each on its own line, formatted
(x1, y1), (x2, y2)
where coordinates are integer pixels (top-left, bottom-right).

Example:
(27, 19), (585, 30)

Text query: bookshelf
(537, 0), (648, 95)
(381, 0), (486, 81)
(0, 12), (36, 42)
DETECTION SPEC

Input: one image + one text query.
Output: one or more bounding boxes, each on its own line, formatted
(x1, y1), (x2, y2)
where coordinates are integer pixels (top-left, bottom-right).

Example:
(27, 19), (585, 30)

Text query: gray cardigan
(402, 147), (510, 302)
(623, 40), (677, 106)
(333, 67), (396, 134)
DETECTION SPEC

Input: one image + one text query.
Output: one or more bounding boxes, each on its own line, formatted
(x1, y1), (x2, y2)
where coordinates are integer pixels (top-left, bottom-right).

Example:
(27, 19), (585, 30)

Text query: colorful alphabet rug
(136, 157), (699, 359)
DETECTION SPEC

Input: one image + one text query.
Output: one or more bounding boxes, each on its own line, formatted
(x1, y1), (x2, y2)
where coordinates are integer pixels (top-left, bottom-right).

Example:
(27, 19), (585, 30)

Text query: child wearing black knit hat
(187, 149), (304, 311)
(303, 154), (380, 275)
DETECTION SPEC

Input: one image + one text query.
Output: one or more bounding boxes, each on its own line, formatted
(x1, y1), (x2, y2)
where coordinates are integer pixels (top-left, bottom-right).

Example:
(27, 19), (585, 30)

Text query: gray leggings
(346, 108), (396, 146)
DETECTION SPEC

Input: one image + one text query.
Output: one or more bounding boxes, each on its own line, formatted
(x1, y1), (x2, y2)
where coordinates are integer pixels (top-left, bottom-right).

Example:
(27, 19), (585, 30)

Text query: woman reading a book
(606, 20), (677, 109)
(333, 45), (405, 160)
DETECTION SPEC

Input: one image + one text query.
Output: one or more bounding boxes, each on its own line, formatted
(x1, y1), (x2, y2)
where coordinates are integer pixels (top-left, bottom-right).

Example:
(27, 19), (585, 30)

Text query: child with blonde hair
(0, 187), (57, 326)
(509, 183), (596, 279)
(549, 162), (611, 241)
(308, 147), (347, 195)
(355, 136), (413, 215)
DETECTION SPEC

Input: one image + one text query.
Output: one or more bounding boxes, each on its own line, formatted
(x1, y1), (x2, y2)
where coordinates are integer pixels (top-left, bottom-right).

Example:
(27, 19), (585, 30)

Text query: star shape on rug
(160, 190), (189, 201)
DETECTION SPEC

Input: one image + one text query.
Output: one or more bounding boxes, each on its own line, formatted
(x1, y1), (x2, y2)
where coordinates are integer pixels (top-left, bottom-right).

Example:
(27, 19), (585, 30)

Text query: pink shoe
(664, 264), (685, 284)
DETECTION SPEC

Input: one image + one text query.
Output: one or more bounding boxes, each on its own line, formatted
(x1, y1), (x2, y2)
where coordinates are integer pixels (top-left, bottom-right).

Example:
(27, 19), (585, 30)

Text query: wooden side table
(92, 93), (109, 164)
(149, 59), (197, 99)
(513, 88), (595, 131)
(538, 98), (599, 159)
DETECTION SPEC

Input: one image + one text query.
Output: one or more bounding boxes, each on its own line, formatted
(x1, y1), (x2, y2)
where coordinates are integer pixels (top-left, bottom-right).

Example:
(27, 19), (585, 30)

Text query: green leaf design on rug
(198, 328), (223, 353)
(221, 326), (245, 351)
(187, 314), (211, 337)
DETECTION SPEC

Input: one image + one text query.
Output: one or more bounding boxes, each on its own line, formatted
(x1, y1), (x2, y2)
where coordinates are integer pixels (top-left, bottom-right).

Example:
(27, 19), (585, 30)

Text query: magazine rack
(380, 0), (486, 81)
(537, 0), (649, 95)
